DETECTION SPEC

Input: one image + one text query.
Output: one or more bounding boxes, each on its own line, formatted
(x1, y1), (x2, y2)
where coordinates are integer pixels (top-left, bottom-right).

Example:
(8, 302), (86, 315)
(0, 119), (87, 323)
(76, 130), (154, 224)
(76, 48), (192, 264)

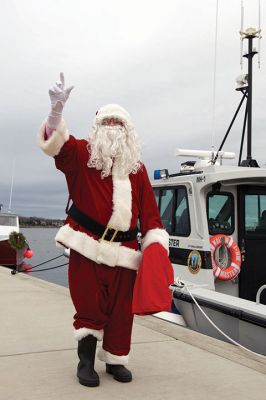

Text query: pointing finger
(60, 72), (65, 87)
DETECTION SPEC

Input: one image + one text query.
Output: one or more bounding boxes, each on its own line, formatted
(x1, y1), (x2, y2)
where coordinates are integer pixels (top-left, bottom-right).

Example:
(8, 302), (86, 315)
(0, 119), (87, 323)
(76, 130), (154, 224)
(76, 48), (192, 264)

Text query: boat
(0, 211), (32, 271)
(152, 25), (266, 356)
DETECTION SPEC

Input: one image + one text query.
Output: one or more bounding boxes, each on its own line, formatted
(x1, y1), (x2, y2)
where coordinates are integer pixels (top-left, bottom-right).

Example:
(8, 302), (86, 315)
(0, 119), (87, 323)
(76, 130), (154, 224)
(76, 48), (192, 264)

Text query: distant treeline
(19, 216), (64, 227)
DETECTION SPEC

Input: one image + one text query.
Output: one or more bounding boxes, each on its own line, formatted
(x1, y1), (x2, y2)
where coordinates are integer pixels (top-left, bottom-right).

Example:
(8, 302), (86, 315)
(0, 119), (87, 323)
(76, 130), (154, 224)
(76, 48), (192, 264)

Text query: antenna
(240, 0), (244, 69)
(258, 0), (261, 68)
(210, 0), (219, 162)
(8, 158), (16, 213)
(240, 1), (262, 68)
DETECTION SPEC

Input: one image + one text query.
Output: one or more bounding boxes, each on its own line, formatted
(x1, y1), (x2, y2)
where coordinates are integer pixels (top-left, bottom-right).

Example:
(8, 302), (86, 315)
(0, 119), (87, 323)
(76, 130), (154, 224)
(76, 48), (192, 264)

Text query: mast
(213, 2), (262, 167)
(240, 27), (261, 166)
(238, 0), (262, 166)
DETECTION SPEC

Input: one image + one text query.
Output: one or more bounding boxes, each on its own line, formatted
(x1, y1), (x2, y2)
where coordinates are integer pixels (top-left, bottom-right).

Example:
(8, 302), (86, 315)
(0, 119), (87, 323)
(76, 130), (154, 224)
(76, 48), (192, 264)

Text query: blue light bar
(154, 170), (161, 180)
(154, 169), (169, 180)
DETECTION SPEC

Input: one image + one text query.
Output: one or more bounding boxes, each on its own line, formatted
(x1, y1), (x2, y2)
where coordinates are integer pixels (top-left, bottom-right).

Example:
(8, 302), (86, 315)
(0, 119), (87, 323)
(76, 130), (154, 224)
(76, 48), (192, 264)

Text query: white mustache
(88, 123), (141, 178)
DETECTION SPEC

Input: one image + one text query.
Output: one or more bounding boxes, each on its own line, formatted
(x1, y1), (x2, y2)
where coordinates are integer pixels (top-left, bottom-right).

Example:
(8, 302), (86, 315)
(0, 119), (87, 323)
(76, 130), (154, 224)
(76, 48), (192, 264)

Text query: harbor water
(21, 227), (68, 287)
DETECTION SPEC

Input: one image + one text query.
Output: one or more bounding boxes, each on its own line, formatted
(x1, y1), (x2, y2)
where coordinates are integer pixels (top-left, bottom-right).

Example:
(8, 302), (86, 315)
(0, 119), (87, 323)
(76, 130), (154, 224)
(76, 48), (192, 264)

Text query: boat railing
(256, 285), (266, 305)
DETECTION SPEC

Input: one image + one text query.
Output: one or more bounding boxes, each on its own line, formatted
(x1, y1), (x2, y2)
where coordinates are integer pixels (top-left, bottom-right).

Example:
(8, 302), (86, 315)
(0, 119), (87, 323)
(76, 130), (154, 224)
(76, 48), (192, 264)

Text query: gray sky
(1, 0), (266, 218)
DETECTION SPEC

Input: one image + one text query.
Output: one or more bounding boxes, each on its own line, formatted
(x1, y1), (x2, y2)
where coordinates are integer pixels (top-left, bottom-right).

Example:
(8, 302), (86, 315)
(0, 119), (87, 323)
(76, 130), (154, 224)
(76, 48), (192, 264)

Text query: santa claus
(38, 73), (169, 387)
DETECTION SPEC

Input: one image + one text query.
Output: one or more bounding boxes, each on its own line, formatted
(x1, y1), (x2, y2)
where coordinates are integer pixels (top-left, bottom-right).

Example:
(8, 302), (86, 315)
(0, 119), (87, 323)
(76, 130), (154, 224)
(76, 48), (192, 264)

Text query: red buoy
(24, 249), (34, 259)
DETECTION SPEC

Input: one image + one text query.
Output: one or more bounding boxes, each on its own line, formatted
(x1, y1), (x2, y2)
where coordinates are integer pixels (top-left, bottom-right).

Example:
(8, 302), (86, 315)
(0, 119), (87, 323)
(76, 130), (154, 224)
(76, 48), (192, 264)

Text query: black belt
(67, 203), (138, 242)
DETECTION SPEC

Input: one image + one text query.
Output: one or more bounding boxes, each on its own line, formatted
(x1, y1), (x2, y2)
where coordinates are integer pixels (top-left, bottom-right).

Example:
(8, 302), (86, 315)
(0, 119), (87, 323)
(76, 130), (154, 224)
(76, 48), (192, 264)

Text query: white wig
(87, 104), (141, 178)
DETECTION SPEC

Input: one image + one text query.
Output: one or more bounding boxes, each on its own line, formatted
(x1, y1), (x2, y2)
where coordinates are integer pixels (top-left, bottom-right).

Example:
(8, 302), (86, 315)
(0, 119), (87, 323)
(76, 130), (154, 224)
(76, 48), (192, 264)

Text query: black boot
(77, 335), (99, 387)
(106, 364), (132, 383)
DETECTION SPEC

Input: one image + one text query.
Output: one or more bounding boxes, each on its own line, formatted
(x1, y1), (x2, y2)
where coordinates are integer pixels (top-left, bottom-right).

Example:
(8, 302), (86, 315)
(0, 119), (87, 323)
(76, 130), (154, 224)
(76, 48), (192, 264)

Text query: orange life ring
(210, 234), (241, 281)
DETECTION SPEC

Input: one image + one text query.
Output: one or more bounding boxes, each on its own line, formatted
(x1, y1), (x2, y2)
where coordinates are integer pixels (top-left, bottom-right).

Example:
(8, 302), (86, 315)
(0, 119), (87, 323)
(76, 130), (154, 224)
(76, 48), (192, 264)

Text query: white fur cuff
(98, 348), (129, 365)
(141, 228), (169, 254)
(37, 119), (69, 157)
(75, 327), (103, 341)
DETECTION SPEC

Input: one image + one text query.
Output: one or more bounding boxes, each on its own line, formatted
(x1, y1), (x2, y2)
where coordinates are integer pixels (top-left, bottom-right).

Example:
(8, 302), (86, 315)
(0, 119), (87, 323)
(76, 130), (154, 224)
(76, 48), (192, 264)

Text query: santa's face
(88, 113), (141, 178)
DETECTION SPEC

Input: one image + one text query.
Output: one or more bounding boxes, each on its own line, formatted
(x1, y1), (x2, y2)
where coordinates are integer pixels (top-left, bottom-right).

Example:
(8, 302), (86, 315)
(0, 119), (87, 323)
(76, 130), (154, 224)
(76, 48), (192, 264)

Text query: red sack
(132, 243), (174, 315)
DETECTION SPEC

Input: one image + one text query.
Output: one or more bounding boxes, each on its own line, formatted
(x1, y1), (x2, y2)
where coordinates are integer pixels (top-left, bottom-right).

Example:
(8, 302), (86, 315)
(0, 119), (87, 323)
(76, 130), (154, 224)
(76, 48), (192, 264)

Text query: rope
(11, 254), (66, 275)
(28, 254), (64, 270)
(26, 263), (68, 273)
(173, 278), (266, 359)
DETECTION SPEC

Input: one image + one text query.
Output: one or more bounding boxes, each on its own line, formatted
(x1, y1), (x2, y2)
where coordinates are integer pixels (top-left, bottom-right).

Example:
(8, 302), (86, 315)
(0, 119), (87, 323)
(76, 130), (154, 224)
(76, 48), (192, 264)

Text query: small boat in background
(0, 212), (31, 270)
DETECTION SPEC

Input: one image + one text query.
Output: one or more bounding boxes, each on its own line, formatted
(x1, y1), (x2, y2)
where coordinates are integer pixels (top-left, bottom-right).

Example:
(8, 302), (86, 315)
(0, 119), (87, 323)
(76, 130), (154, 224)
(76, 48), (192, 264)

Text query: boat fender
(210, 234), (241, 281)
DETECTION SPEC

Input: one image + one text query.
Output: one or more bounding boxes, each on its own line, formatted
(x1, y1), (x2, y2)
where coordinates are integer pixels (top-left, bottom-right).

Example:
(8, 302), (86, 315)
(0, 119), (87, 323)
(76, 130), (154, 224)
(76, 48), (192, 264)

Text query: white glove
(46, 72), (74, 130)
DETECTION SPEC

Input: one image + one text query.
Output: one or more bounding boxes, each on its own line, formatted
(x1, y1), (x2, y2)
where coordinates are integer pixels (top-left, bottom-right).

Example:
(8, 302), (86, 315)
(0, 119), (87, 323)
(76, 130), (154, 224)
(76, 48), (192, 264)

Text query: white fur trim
(94, 104), (133, 129)
(75, 327), (103, 341)
(55, 224), (142, 270)
(108, 162), (132, 231)
(141, 228), (169, 254)
(98, 348), (129, 365)
(37, 119), (69, 157)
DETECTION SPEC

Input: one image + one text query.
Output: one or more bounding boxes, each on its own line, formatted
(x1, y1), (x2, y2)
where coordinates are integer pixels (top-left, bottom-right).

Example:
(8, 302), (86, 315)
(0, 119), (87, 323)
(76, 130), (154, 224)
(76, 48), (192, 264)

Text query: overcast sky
(0, 0), (265, 218)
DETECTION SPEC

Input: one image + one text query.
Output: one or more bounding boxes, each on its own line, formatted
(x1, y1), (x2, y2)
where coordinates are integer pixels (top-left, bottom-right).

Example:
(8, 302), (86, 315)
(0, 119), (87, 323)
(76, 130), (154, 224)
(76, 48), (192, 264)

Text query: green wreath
(8, 231), (27, 250)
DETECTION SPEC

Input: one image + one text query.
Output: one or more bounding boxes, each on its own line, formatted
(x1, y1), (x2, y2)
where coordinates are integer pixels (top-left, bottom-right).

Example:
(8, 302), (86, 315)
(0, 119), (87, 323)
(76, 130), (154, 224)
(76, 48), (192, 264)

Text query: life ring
(210, 234), (241, 281)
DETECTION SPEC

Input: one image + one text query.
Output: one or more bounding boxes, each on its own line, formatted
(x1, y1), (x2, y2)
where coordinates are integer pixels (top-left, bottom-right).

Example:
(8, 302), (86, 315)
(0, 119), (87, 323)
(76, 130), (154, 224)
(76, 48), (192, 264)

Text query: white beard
(87, 124), (141, 178)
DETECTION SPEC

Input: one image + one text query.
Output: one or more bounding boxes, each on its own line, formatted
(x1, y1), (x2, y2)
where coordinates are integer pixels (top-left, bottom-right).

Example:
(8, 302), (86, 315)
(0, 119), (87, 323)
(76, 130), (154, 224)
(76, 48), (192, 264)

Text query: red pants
(68, 250), (136, 357)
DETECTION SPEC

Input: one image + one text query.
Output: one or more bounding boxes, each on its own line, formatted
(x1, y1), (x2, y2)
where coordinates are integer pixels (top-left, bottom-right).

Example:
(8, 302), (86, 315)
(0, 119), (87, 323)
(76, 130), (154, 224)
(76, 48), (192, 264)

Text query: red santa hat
(94, 104), (134, 129)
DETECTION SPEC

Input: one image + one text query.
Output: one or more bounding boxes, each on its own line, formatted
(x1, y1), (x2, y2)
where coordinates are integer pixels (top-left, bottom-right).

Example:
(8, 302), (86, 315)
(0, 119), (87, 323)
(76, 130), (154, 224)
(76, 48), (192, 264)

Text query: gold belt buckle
(101, 225), (119, 242)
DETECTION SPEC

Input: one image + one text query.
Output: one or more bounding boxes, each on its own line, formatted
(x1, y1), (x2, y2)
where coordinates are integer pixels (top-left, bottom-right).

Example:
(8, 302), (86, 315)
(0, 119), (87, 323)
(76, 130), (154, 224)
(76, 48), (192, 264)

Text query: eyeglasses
(102, 117), (124, 127)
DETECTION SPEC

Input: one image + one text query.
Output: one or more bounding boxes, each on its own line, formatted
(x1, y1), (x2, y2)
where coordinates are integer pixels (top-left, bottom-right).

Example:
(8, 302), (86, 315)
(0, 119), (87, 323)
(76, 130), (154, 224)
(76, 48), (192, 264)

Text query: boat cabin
(0, 213), (19, 239)
(152, 150), (266, 305)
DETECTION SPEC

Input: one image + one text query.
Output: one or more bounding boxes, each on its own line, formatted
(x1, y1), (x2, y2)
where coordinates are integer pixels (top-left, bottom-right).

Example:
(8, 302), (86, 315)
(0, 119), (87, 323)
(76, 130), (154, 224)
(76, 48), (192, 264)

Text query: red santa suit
(38, 107), (169, 365)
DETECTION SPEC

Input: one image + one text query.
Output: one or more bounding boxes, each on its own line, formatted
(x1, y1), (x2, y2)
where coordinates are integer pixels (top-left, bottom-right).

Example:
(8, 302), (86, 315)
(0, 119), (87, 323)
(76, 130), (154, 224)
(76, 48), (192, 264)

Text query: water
(21, 228), (69, 287)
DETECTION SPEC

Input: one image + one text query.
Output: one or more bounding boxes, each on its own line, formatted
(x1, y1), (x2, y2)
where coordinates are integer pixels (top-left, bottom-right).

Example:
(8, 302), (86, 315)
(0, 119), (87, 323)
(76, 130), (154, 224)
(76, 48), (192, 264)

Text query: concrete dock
(0, 266), (266, 400)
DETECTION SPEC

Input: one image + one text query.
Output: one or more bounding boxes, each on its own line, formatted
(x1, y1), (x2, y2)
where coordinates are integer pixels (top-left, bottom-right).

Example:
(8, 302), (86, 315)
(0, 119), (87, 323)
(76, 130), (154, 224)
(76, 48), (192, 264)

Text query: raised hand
(49, 72), (74, 112)
(47, 73), (74, 130)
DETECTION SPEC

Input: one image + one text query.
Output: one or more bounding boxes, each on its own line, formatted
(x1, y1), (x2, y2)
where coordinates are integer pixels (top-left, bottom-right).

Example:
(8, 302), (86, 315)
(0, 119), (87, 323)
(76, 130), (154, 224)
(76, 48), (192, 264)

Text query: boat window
(0, 215), (17, 226)
(207, 193), (234, 235)
(153, 188), (160, 208)
(153, 186), (190, 235)
(245, 194), (266, 235)
(174, 187), (190, 236)
(160, 189), (175, 232)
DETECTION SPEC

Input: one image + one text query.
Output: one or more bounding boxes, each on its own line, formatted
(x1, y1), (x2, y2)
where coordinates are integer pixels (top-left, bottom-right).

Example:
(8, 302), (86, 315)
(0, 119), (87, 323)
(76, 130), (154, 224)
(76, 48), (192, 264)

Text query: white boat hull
(172, 286), (266, 356)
